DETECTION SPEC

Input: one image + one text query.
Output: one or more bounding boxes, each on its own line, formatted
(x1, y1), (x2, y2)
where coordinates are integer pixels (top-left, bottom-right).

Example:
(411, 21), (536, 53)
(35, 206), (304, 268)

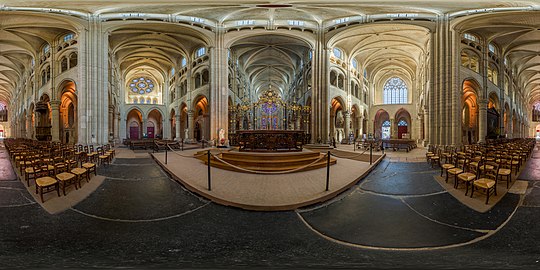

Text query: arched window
(461, 51), (470, 67)
(351, 59), (358, 69)
(61, 57), (68, 72)
(196, 47), (206, 57)
(463, 33), (478, 43)
(488, 43), (497, 55)
(398, 119), (408, 126)
(69, 53), (77, 68)
(383, 77), (408, 104)
(63, 33), (74, 42)
(43, 44), (50, 54)
(181, 58), (187, 67)
(333, 48), (342, 59)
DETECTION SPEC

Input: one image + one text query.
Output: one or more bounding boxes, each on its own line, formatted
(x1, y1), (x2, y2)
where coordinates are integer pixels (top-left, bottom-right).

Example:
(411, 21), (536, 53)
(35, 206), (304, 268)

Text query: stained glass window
(398, 119), (408, 126)
(333, 48), (342, 59)
(129, 77), (155, 94)
(262, 102), (278, 115)
(64, 33), (74, 42)
(383, 77), (408, 104)
(196, 47), (206, 57)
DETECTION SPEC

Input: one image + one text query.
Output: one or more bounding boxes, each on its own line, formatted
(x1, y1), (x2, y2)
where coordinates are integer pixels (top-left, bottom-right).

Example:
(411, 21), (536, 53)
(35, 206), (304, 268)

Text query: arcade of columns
(3, 8), (533, 146)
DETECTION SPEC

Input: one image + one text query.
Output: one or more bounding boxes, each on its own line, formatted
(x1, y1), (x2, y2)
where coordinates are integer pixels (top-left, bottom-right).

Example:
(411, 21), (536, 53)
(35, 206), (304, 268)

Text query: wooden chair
(81, 152), (97, 179)
(471, 166), (498, 204)
(97, 146), (110, 166)
(497, 158), (512, 189)
(34, 159), (60, 203)
(456, 158), (479, 195)
(55, 161), (77, 196)
(447, 156), (465, 184)
(440, 152), (455, 178)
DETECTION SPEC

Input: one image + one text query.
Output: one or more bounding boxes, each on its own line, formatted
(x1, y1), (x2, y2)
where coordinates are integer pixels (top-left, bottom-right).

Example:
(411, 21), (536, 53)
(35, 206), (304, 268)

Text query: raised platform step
(196, 149), (336, 173)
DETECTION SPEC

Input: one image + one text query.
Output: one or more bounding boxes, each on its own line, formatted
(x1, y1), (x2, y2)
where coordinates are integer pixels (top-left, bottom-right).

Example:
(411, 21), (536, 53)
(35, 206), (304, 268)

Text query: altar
(236, 130), (305, 152)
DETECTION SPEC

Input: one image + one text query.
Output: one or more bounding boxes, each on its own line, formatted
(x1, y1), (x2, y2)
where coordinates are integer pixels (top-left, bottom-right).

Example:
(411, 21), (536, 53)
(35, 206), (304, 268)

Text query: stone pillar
(358, 116), (363, 136)
(344, 111), (351, 143)
(115, 112), (120, 142)
(50, 100), (60, 141)
(424, 107), (430, 146)
(78, 17), (109, 144)
(108, 106), (114, 142)
(187, 109), (195, 142)
(142, 117), (148, 138)
(478, 99), (488, 143)
(390, 118), (396, 139)
(175, 114), (181, 141)
(209, 29), (229, 142)
(311, 31), (330, 144)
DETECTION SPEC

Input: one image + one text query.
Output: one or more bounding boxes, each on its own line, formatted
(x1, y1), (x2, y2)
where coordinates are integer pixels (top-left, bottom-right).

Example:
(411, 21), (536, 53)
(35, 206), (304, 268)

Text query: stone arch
(179, 102), (188, 140)
(170, 108), (176, 139)
(374, 109), (390, 139)
(58, 80), (78, 144)
(395, 108), (412, 139)
(330, 96), (346, 143)
(462, 79), (480, 144)
(193, 95), (209, 141)
(126, 107), (143, 140)
(487, 91), (500, 139)
(147, 109), (163, 138)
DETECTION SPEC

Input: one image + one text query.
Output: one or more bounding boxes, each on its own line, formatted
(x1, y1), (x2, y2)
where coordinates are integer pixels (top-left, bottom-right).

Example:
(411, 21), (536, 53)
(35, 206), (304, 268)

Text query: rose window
(130, 77), (155, 94)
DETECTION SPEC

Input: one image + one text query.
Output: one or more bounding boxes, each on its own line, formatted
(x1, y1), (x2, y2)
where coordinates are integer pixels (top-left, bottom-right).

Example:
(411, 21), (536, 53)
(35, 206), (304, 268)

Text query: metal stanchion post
(165, 147), (168, 164)
(325, 151), (330, 191)
(370, 143), (373, 165)
(207, 150), (211, 191)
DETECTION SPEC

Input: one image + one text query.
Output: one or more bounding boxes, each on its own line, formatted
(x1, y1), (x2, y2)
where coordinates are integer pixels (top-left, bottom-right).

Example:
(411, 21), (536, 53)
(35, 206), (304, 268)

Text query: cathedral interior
(1, 1), (540, 268)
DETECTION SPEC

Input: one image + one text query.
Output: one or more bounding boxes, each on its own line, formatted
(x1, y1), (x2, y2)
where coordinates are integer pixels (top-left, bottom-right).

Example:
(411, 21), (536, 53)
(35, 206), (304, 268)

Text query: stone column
(423, 107), (430, 146)
(50, 100), (60, 141)
(175, 114), (181, 141)
(108, 106), (114, 142)
(187, 109), (195, 142)
(311, 30), (330, 144)
(209, 29), (229, 142)
(478, 99), (488, 143)
(390, 118), (396, 139)
(344, 111), (351, 143)
(78, 17), (109, 144)
(142, 117), (148, 138)
(114, 112), (120, 141)
(358, 116), (363, 136)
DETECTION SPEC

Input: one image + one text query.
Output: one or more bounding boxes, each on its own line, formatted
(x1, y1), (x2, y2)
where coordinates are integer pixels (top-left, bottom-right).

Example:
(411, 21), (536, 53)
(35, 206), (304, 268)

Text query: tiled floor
(1, 142), (540, 268)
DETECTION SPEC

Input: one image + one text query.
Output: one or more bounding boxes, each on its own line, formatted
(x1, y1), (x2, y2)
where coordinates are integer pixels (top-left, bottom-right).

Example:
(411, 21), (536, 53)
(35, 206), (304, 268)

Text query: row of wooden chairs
(434, 139), (535, 204)
(4, 139), (116, 202)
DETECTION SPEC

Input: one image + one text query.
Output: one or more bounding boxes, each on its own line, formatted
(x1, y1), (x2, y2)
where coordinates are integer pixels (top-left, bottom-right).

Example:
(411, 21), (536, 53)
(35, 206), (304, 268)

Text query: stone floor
(1, 142), (540, 269)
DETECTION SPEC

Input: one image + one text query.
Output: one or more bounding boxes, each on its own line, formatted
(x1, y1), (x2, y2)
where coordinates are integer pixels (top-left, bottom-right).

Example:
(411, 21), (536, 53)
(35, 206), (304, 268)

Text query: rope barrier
(166, 144), (206, 158)
(329, 148), (371, 159)
(210, 152), (330, 175)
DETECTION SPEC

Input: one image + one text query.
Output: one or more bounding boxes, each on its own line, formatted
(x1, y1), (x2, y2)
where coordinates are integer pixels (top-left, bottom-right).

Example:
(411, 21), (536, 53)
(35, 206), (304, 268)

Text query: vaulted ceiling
(230, 35), (310, 99)
(457, 11), (540, 107)
(0, 12), (75, 108)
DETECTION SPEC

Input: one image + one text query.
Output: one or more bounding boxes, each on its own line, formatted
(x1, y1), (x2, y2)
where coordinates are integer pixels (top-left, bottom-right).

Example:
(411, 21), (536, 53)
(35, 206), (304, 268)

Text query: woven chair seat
(498, 168), (511, 175)
(71, 168), (87, 175)
(458, 172), (476, 181)
(448, 168), (463, 174)
(56, 172), (75, 181)
(36, 176), (57, 186)
(474, 178), (496, 189)
(441, 164), (455, 169)
(82, 163), (96, 169)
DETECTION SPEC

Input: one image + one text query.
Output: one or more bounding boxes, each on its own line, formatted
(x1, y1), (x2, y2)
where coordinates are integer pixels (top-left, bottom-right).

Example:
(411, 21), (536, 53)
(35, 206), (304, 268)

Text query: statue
(336, 111), (344, 128)
(184, 128), (189, 140)
(218, 128), (226, 148)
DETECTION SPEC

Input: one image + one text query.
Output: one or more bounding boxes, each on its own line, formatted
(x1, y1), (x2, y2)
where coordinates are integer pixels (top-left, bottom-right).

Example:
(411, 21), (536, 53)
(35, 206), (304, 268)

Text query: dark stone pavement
(1, 144), (540, 269)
